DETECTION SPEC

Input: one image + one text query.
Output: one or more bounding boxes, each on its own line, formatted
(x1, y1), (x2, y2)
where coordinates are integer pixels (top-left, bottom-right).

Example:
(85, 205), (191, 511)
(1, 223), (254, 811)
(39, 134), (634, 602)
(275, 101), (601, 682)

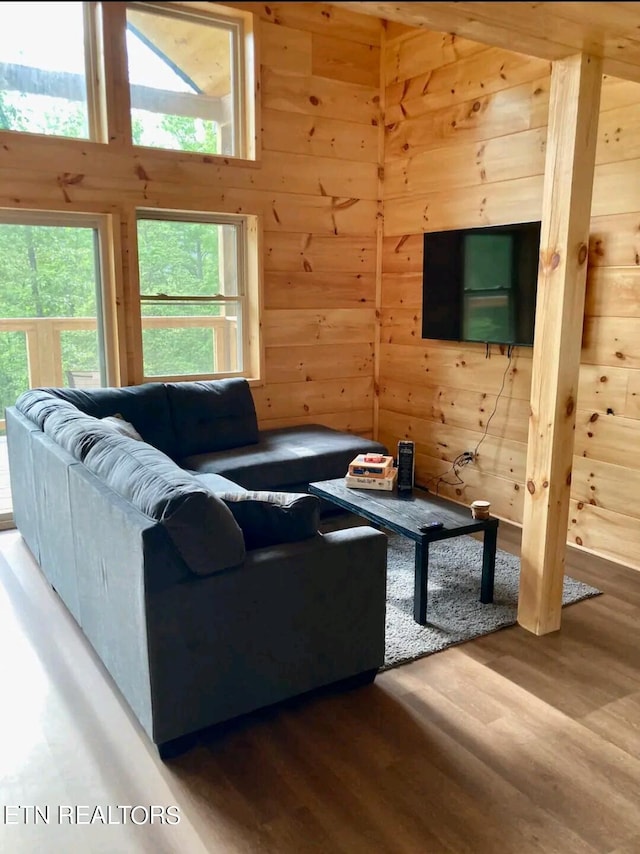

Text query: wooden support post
(518, 53), (602, 635)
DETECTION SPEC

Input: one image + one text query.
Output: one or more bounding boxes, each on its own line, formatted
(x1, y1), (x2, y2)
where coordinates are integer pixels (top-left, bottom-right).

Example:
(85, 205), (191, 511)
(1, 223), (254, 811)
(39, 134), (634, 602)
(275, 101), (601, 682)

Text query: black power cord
(471, 344), (514, 460)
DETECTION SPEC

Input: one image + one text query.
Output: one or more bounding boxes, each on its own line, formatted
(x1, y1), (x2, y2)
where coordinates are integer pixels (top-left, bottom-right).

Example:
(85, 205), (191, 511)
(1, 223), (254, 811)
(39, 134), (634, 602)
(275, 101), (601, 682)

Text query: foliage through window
(137, 213), (250, 379)
(0, 215), (110, 418)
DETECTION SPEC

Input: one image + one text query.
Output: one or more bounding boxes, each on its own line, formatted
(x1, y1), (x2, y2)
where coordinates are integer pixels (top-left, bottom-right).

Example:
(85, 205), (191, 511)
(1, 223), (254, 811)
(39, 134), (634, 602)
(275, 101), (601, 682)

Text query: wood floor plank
(2, 521), (640, 853)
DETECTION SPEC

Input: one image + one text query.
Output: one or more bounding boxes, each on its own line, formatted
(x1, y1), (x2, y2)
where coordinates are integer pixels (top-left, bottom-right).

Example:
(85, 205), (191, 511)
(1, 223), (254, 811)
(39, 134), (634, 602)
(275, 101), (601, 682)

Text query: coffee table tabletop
(309, 478), (499, 624)
(309, 478), (494, 543)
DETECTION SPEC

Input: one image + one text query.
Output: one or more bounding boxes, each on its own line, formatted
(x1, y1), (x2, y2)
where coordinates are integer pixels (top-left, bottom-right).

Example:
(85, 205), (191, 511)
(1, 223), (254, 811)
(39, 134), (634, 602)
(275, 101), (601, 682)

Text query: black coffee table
(309, 479), (499, 625)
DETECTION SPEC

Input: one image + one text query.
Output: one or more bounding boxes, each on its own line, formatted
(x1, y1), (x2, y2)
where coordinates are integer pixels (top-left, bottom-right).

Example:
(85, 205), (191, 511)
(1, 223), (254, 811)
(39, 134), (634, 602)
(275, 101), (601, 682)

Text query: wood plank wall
(380, 26), (640, 571)
(240, 2), (382, 434)
(0, 1), (382, 437)
(4, 1), (640, 575)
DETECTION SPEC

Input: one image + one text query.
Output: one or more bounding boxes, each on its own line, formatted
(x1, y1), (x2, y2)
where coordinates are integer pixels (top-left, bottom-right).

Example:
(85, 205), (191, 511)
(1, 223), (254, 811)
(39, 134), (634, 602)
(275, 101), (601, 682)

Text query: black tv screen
(421, 221), (541, 347)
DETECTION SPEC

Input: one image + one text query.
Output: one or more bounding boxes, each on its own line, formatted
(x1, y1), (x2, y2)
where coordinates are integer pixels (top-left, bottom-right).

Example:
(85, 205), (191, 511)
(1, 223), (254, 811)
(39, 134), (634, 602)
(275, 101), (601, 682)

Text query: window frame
(125, 1), (249, 160)
(0, 1), (257, 162)
(134, 207), (262, 385)
(0, 1), (100, 142)
(0, 207), (120, 389)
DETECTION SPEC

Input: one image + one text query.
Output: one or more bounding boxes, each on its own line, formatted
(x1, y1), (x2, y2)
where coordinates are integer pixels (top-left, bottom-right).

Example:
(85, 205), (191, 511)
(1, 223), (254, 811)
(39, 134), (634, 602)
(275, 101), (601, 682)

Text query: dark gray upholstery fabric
(193, 472), (247, 495)
(145, 525), (387, 744)
(7, 381), (390, 750)
(166, 378), (259, 457)
(67, 462), (160, 735)
(219, 491), (320, 550)
(43, 407), (120, 461)
(5, 408), (43, 562)
(16, 384), (177, 457)
(182, 424), (389, 490)
(82, 434), (246, 575)
(16, 389), (79, 429)
(30, 432), (83, 622)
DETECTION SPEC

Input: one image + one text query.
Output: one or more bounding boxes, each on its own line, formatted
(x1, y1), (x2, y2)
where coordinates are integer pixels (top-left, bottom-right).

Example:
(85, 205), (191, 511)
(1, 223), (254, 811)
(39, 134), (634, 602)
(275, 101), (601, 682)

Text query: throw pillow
(219, 491), (320, 550)
(101, 414), (144, 441)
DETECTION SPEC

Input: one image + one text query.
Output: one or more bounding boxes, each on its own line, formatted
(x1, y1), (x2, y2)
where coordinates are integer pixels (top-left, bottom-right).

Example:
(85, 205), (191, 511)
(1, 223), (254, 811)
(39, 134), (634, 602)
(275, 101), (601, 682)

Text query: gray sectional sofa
(6, 378), (388, 756)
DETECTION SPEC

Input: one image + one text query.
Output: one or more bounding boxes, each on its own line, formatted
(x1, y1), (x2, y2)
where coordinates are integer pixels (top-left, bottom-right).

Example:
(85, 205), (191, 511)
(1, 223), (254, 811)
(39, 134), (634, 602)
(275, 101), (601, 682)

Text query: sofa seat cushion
(83, 434), (246, 576)
(218, 491), (320, 550)
(181, 425), (388, 490)
(167, 378), (259, 458)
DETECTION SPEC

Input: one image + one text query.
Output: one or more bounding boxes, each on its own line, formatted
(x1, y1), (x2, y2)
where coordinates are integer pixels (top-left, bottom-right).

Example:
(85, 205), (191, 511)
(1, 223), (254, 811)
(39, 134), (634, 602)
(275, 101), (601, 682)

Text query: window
(136, 211), (260, 381)
(0, 1), (92, 139)
(126, 3), (246, 158)
(0, 2), (255, 158)
(0, 210), (116, 525)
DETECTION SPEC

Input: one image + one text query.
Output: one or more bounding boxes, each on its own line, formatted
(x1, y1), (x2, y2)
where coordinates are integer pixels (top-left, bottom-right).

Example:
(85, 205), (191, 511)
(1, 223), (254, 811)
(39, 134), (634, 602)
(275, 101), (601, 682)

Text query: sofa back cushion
(166, 378), (259, 458)
(43, 407), (124, 460)
(16, 389), (80, 430)
(17, 384), (177, 458)
(83, 434), (246, 576)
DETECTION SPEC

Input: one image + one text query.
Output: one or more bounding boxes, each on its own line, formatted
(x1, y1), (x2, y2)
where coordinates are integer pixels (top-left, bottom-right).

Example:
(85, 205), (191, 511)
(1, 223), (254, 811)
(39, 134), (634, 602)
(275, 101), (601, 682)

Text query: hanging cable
(472, 345), (513, 460)
(423, 346), (515, 496)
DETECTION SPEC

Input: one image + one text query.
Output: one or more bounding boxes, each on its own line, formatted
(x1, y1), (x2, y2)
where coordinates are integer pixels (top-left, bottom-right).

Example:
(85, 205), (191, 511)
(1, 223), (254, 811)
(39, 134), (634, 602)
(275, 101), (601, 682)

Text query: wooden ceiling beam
(339, 2), (640, 83)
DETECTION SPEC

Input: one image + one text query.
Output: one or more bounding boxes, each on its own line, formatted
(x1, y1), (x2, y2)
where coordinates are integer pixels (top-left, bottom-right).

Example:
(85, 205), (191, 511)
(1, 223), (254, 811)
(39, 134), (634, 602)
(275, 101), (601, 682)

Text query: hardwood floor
(1, 525), (640, 853)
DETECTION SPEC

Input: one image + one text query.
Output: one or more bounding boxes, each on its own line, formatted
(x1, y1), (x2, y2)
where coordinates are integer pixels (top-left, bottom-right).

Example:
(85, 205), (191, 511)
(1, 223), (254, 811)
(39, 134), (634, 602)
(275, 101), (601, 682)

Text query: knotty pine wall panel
(383, 30), (485, 87)
(576, 365), (630, 415)
(378, 380), (531, 444)
(385, 45), (551, 123)
(568, 499), (640, 571)
(251, 376), (375, 423)
(265, 271), (376, 309)
(251, 4), (381, 432)
(0, 2), (382, 437)
(266, 342), (374, 384)
(584, 267), (640, 317)
(385, 76), (551, 161)
(261, 109), (379, 160)
(379, 342), (533, 400)
(385, 126), (547, 198)
(380, 25), (640, 573)
(263, 233), (377, 272)
(588, 212), (640, 267)
(225, 3), (382, 46)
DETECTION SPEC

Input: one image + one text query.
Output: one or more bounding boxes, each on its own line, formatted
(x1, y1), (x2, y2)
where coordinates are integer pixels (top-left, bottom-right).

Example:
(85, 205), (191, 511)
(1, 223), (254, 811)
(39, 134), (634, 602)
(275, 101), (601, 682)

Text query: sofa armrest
(218, 491), (321, 549)
(145, 524), (388, 743)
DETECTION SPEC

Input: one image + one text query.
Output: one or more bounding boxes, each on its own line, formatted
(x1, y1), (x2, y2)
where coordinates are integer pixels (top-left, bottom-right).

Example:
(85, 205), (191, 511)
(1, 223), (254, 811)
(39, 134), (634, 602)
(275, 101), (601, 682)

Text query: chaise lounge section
(6, 378), (389, 756)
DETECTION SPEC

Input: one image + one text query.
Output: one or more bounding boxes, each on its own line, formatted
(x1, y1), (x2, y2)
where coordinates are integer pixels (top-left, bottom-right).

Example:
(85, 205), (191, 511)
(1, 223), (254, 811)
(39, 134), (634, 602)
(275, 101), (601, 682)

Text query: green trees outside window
(0, 222), (101, 415)
(137, 216), (244, 378)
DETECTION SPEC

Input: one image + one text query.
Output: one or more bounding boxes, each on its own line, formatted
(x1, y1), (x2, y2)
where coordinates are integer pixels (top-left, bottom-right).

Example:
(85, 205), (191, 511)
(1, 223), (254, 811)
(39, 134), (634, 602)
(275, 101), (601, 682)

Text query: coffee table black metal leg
(414, 540), (429, 624)
(481, 522), (498, 603)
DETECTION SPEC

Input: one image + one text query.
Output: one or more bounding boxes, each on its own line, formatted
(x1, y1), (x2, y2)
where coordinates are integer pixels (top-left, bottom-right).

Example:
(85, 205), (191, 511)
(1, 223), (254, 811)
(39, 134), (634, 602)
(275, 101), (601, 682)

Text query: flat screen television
(421, 221), (541, 347)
